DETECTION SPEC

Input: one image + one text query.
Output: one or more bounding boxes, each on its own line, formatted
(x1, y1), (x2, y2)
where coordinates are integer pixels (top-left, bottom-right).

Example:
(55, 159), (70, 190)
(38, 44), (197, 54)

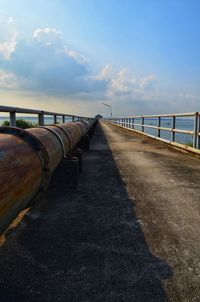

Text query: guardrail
(108, 112), (200, 149)
(0, 105), (91, 126)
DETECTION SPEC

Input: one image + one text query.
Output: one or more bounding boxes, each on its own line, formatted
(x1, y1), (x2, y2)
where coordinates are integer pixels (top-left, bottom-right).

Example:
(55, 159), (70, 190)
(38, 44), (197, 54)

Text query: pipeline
(0, 119), (97, 235)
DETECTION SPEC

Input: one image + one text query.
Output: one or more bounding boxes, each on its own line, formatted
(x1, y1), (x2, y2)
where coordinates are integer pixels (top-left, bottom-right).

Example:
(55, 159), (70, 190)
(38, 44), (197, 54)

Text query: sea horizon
(0, 115), (194, 145)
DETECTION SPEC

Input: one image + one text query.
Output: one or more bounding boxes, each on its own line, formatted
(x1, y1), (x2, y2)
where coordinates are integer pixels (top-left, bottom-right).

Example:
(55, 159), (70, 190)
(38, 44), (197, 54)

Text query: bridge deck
(0, 121), (200, 301)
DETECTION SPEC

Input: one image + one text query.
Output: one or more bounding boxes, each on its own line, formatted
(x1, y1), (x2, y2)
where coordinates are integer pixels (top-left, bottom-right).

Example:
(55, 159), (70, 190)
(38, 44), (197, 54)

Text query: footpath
(1, 121), (200, 301)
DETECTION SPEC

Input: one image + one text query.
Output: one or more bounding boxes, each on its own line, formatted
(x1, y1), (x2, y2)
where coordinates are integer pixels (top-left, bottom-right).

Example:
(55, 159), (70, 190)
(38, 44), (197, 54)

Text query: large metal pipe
(0, 120), (96, 235)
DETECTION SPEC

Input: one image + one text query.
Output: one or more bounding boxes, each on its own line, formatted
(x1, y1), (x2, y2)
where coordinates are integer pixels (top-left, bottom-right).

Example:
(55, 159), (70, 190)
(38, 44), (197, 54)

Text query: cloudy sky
(0, 0), (199, 117)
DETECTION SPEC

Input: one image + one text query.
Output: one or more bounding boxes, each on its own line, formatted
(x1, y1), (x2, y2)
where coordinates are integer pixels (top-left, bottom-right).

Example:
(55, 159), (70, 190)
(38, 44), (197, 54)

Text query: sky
(0, 0), (200, 117)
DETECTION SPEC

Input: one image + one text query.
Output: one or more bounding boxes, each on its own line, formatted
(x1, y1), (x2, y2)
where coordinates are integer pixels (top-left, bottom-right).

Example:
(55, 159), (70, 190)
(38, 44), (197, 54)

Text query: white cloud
(178, 93), (200, 101)
(93, 64), (113, 80)
(0, 13), (159, 111)
(8, 17), (14, 24)
(139, 74), (156, 88)
(0, 25), (108, 97)
(0, 70), (17, 89)
(93, 66), (157, 102)
(64, 47), (88, 64)
(0, 33), (17, 60)
(33, 27), (61, 42)
(0, 12), (18, 60)
(3, 16), (198, 115)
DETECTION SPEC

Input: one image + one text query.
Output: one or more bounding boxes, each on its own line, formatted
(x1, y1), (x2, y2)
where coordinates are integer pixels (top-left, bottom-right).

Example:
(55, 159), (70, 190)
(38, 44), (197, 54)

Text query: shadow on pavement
(0, 122), (172, 302)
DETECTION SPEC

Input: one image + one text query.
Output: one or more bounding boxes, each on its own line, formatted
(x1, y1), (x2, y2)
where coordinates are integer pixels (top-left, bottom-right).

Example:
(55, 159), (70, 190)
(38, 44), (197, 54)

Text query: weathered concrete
(102, 121), (200, 302)
(0, 122), (171, 302)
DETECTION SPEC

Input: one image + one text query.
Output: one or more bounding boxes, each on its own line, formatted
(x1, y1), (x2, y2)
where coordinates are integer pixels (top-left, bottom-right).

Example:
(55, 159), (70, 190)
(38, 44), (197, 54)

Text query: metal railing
(109, 112), (200, 149)
(0, 105), (92, 126)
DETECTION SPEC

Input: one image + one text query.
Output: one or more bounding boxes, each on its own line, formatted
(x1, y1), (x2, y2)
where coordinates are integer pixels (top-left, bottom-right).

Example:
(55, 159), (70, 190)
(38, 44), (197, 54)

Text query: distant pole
(101, 103), (112, 119)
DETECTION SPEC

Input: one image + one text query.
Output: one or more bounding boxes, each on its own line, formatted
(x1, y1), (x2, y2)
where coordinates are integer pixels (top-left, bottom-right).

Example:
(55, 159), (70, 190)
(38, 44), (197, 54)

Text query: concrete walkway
(0, 121), (200, 301)
(101, 121), (200, 302)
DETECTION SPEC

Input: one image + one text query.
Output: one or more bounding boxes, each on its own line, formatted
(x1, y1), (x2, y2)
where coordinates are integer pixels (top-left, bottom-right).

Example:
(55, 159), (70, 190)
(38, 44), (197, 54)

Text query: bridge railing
(0, 105), (91, 127)
(109, 112), (200, 149)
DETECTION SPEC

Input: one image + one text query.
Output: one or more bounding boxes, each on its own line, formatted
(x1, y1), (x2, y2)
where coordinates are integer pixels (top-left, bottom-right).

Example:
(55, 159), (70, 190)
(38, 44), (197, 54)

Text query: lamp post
(101, 103), (112, 119)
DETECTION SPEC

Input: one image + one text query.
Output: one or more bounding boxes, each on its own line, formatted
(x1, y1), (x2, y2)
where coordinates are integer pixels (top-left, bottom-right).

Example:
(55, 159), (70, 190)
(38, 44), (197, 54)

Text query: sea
(0, 115), (196, 146)
(0, 115), (73, 126)
(120, 117), (195, 146)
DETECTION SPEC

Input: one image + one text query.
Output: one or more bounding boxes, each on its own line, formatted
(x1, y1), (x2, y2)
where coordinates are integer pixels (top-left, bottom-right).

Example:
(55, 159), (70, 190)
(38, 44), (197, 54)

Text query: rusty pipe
(0, 120), (96, 234)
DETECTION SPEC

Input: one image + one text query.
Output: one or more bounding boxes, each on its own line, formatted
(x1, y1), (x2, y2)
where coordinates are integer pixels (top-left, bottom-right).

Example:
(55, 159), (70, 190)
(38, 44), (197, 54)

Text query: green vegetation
(185, 142), (193, 147)
(1, 119), (37, 129)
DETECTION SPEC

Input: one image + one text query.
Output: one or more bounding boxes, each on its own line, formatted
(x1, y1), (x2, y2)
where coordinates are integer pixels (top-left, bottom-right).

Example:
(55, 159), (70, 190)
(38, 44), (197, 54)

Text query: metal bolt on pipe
(0, 119), (97, 235)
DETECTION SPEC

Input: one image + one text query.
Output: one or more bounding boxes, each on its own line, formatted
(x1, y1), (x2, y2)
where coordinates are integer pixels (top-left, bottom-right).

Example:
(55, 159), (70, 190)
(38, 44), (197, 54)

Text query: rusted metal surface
(46, 125), (70, 155)
(77, 121), (90, 134)
(0, 120), (96, 235)
(39, 126), (66, 158)
(27, 128), (63, 172)
(58, 122), (83, 149)
(0, 134), (42, 234)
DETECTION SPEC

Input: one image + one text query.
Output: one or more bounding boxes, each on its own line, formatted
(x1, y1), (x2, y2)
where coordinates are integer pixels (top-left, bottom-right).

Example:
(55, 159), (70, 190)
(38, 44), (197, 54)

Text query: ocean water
(0, 115), (74, 126)
(119, 117), (195, 146)
(0, 115), (196, 146)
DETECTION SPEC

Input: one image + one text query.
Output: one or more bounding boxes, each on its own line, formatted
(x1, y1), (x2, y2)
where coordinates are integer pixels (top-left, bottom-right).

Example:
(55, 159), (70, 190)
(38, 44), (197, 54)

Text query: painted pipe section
(0, 119), (96, 235)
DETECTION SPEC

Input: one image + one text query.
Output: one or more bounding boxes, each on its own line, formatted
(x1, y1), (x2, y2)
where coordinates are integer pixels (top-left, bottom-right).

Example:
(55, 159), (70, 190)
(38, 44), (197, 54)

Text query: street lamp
(101, 103), (112, 119)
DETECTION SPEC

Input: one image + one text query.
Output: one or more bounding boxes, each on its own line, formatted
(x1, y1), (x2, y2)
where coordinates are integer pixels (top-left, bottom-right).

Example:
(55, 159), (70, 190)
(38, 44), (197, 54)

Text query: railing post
(132, 117), (134, 129)
(197, 114), (200, 149)
(10, 111), (16, 127)
(38, 111), (44, 126)
(171, 116), (176, 142)
(141, 116), (144, 132)
(72, 116), (75, 122)
(197, 112), (200, 149)
(62, 116), (65, 123)
(193, 112), (198, 148)
(157, 116), (161, 137)
(54, 115), (57, 124)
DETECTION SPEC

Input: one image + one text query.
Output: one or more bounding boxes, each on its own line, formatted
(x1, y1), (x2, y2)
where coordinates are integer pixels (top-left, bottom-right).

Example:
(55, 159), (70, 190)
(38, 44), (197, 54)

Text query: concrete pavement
(101, 121), (200, 302)
(1, 121), (200, 301)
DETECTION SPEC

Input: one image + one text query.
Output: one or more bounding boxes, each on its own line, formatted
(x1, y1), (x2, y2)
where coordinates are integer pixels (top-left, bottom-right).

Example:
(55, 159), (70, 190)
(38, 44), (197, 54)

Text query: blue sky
(0, 0), (199, 116)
